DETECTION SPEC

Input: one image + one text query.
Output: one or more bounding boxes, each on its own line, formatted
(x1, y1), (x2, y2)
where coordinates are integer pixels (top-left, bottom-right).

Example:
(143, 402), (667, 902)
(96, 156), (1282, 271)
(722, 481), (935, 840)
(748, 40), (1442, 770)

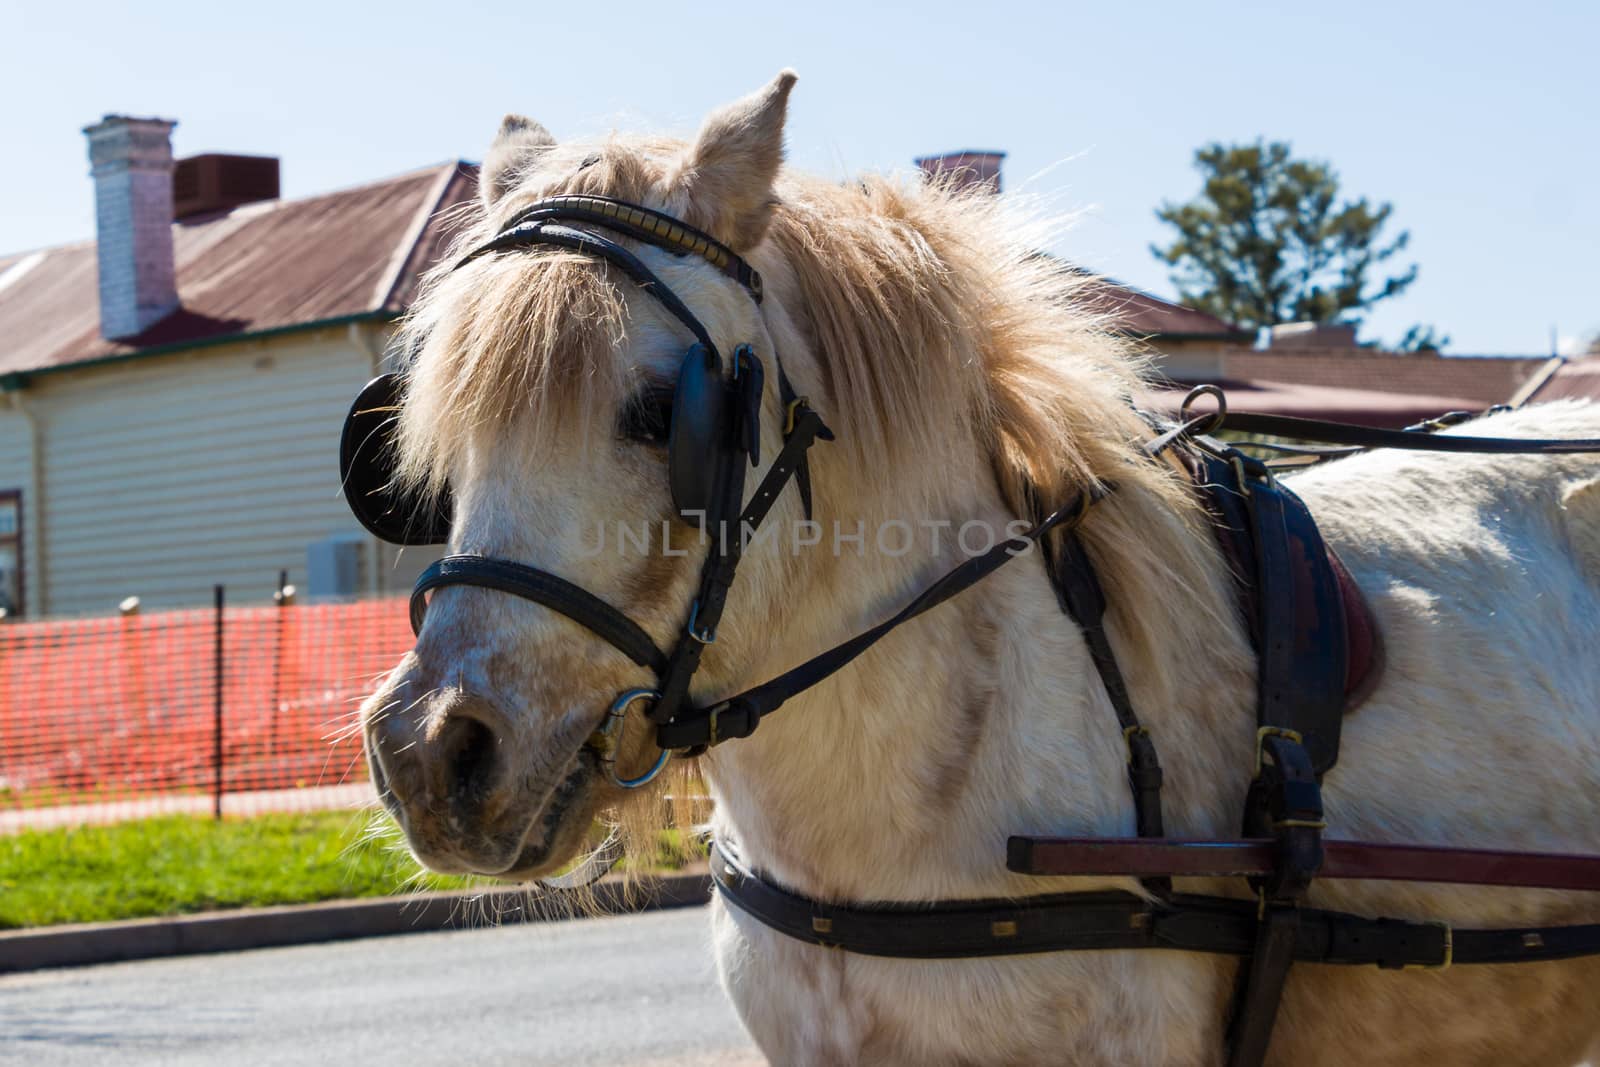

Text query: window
(0, 491), (20, 617)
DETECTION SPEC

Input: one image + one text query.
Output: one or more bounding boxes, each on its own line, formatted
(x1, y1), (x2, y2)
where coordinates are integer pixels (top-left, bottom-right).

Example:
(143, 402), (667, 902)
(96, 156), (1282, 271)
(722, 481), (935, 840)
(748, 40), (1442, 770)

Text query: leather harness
(709, 421), (1600, 1067)
(352, 198), (1600, 1067)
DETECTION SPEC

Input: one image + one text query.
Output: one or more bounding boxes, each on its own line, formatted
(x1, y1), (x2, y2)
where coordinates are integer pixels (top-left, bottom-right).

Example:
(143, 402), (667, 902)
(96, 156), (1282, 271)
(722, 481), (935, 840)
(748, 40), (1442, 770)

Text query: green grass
(0, 810), (469, 929)
(0, 811), (705, 930)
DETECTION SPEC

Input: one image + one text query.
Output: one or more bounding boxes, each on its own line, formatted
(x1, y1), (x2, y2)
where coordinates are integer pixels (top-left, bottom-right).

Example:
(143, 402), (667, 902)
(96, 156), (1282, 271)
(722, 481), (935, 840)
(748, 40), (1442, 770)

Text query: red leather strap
(1007, 837), (1600, 892)
(1324, 544), (1384, 706)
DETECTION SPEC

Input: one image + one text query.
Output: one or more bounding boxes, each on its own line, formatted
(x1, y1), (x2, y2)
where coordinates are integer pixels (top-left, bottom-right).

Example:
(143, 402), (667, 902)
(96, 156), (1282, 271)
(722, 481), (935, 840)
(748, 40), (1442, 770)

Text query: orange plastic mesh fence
(0, 597), (413, 831)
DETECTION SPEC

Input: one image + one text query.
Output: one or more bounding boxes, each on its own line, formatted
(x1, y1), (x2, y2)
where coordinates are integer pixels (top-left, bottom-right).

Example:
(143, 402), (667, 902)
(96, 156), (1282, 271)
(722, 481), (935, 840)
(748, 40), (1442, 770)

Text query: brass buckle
(706, 702), (724, 746)
(1403, 921), (1454, 971)
(1230, 454), (1256, 498)
(784, 396), (809, 436)
(1254, 726), (1303, 776)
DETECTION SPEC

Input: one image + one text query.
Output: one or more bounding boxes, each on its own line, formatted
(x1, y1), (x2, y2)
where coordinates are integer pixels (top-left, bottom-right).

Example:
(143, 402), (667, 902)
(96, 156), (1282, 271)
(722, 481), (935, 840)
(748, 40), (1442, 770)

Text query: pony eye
(618, 385), (674, 444)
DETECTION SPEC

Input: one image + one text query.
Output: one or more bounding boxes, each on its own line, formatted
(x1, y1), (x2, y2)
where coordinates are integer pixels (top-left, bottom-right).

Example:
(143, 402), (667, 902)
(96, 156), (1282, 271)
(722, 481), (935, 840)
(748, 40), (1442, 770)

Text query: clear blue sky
(6, 0), (1595, 354)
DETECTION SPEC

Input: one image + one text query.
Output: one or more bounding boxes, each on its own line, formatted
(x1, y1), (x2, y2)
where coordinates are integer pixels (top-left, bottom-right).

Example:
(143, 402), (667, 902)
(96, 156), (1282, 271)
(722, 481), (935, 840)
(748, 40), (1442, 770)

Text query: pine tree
(1152, 141), (1419, 335)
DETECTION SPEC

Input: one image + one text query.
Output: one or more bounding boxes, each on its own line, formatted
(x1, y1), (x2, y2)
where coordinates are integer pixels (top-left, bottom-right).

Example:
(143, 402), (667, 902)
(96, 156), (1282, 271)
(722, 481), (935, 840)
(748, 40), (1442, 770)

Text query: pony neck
(701, 466), (1257, 904)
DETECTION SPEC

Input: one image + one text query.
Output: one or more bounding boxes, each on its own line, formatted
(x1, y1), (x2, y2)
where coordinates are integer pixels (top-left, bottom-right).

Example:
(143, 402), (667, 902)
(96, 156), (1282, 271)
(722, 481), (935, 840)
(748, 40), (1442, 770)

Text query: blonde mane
(397, 147), (1244, 712)
(761, 175), (1246, 695)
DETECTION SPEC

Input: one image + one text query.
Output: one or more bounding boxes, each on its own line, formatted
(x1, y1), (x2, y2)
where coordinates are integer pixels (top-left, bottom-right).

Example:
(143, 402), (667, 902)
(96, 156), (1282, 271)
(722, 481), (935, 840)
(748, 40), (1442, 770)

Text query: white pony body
(707, 402), (1600, 1066)
(361, 73), (1600, 1066)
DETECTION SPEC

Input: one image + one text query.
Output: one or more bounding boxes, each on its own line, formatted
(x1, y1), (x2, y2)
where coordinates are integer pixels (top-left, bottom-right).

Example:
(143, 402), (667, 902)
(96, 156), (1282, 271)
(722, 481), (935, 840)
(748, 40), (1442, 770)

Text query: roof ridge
(0, 160), (471, 262)
(373, 163), (464, 312)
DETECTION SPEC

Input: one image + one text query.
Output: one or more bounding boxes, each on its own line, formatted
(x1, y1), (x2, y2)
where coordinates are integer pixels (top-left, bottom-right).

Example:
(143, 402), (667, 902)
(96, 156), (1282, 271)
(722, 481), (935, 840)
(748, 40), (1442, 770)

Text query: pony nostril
(438, 713), (500, 807)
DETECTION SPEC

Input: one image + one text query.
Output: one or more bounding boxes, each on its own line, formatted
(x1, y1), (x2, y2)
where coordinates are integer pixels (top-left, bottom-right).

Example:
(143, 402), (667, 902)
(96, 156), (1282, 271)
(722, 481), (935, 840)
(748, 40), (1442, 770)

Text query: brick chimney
(915, 150), (1006, 194)
(83, 115), (179, 339)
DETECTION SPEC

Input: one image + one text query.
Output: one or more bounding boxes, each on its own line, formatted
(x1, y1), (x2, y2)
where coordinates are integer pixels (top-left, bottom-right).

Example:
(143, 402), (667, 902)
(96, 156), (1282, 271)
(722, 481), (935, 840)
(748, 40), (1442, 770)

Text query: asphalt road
(0, 906), (765, 1066)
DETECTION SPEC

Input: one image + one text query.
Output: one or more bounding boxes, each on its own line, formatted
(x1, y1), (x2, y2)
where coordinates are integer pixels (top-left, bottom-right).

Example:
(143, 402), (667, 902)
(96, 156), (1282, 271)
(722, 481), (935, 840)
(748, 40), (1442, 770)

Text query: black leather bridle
(394, 196), (835, 785)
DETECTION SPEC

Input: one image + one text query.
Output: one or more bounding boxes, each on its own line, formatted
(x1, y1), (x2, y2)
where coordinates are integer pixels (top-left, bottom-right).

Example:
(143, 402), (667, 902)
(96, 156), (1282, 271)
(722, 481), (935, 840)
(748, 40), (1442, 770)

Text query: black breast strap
(710, 839), (1600, 967)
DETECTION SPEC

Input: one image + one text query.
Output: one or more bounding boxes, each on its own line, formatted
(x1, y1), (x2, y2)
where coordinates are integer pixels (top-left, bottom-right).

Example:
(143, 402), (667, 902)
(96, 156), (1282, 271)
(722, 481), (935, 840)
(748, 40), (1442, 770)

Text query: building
(1514, 354), (1600, 405)
(0, 116), (474, 616)
(1143, 327), (1549, 427)
(913, 152), (1549, 429)
(0, 131), (1249, 618)
(0, 130), (1554, 617)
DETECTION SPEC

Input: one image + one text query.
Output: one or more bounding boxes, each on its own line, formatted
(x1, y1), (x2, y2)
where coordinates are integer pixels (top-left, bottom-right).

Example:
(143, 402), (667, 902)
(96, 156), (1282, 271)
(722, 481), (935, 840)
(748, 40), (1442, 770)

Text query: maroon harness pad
(1324, 545), (1382, 708)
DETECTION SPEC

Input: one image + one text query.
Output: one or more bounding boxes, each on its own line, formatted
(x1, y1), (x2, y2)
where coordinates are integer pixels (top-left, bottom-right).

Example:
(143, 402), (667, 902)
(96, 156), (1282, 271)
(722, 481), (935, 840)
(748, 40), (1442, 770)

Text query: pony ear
(481, 114), (555, 207)
(671, 70), (796, 251)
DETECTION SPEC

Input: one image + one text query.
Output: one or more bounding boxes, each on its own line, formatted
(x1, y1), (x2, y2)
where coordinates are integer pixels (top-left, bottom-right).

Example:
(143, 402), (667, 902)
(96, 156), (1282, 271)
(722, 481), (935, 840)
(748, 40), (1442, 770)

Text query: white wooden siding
(25, 325), (434, 615)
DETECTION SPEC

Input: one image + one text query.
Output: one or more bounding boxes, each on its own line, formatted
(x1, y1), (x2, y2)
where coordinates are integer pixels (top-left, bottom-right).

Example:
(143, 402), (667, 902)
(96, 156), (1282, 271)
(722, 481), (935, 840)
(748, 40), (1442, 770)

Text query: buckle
(1246, 728), (1324, 903)
(1254, 726), (1303, 776)
(706, 702), (723, 746)
(687, 599), (717, 644)
(784, 396), (809, 437)
(1403, 921), (1454, 971)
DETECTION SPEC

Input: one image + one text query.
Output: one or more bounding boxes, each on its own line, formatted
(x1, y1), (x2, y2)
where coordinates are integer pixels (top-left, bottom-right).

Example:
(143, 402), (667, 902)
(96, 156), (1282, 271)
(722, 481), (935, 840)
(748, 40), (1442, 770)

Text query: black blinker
(339, 373), (452, 546)
(668, 343), (728, 522)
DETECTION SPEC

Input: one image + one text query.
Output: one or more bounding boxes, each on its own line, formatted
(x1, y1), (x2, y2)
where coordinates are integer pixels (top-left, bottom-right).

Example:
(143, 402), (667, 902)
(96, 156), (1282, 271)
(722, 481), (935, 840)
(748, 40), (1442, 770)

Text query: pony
(360, 72), (1600, 1065)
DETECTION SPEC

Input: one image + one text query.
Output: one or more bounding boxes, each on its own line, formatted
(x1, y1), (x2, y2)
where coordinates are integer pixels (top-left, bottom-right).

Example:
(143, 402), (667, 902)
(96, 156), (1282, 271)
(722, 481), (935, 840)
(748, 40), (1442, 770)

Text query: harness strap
(660, 413), (1247, 751)
(711, 839), (1600, 966)
(1223, 460), (1342, 1067)
(1226, 906), (1300, 1067)
(1217, 411), (1600, 455)
(411, 555), (667, 671)
(1007, 837), (1600, 891)
(650, 383), (834, 728)
(654, 483), (1108, 749)
(1048, 531), (1169, 893)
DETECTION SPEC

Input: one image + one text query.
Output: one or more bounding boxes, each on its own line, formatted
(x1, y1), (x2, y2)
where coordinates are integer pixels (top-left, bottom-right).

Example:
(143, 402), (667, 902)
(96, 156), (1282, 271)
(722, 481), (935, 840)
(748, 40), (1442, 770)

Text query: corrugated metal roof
(1525, 355), (1600, 403)
(1140, 377), (1486, 429)
(1215, 349), (1545, 406)
(1078, 277), (1250, 340)
(0, 162), (477, 377)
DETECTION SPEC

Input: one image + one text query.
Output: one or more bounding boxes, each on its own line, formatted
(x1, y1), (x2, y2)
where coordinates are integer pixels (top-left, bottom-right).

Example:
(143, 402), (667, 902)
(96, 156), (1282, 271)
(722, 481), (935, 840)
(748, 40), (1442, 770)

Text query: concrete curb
(0, 871), (713, 976)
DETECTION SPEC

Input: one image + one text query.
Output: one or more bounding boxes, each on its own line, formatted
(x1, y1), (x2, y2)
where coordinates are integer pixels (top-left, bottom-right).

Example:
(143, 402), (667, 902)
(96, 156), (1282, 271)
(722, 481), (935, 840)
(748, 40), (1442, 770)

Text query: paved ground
(0, 783), (373, 834)
(0, 906), (764, 1066)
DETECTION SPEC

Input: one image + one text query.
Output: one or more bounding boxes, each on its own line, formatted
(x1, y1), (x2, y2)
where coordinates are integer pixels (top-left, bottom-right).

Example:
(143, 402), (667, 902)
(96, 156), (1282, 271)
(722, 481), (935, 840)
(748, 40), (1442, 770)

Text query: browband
(454, 221), (721, 356)
(486, 194), (763, 301)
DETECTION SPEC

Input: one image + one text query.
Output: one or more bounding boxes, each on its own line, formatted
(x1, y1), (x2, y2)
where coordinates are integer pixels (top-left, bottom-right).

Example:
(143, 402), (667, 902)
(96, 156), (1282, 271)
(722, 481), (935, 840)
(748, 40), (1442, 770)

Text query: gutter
(6, 311), (396, 383)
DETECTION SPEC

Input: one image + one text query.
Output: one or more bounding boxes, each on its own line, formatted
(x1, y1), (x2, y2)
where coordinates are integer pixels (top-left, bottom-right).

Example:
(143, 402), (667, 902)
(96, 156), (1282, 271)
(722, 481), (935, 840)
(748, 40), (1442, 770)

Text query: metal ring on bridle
(1180, 383), (1228, 437)
(593, 687), (672, 789)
